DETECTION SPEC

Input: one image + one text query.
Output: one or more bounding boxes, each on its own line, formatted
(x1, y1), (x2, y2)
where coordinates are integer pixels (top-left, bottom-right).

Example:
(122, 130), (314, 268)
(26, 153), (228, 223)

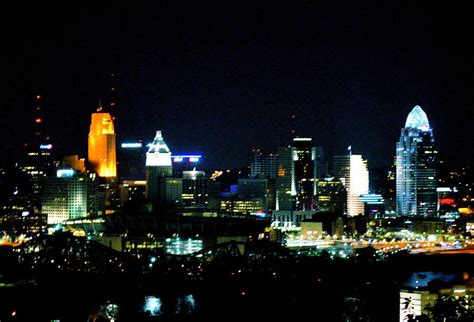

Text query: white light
(121, 143), (143, 148)
(57, 169), (75, 177)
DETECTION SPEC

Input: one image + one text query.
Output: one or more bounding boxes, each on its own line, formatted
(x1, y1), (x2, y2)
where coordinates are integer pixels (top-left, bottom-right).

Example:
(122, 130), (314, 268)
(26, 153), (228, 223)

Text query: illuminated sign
(121, 143), (143, 148)
(39, 144), (53, 150)
(171, 155), (202, 163)
(293, 138), (312, 142)
(57, 169), (75, 178)
(256, 210), (266, 218)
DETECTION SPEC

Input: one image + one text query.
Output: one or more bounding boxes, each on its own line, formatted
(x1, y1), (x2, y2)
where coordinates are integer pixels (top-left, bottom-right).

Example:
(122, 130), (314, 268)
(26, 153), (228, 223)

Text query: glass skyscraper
(396, 105), (437, 217)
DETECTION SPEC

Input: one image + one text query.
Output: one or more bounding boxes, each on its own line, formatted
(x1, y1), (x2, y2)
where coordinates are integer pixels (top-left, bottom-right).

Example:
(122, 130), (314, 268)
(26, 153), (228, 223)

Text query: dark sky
(1, 1), (473, 169)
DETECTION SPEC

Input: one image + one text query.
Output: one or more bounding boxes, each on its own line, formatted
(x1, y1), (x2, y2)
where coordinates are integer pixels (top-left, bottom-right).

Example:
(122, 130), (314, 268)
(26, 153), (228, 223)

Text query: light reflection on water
(143, 294), (196, 317)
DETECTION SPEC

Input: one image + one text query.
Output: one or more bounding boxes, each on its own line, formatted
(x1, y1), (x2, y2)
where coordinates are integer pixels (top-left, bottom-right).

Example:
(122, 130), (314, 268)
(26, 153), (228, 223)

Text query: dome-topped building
(396, 105), (437, 217)
(405, 105), (430, 131)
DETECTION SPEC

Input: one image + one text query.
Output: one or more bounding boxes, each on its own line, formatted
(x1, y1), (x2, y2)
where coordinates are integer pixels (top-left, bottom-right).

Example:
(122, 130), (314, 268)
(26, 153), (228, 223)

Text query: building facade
(145, 131), (172, 201)
(41, 170), (104, 224)
(88, 112), (117, 178)
(396, 106), (437, 217)
(333, 154), (369, 217)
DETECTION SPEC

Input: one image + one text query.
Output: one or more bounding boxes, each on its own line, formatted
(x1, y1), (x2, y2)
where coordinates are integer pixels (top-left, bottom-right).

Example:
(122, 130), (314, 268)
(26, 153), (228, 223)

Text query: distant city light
(57, 169), (75, 178)
(39, 144), (53, 150)
(144, 296), (162, 316)
(121, 143), (143, 148)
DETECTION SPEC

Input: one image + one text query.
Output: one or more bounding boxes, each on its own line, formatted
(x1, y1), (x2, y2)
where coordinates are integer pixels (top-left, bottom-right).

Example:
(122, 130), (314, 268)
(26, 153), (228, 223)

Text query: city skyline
(1, 2), (473, 170)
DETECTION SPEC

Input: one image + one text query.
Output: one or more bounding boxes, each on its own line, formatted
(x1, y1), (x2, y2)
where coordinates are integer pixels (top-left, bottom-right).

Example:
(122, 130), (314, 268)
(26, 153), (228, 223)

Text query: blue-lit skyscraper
(396, 106), (437, 217)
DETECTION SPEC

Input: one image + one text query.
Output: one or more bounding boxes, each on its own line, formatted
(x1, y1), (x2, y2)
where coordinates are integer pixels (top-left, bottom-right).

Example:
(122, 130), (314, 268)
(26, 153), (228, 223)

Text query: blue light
(144, 296), (162, 316)
(121, 143), (143, 148)
(57, 169), (75, 178)
(173, 157), (183, 162)
(39, 144), (53, 150)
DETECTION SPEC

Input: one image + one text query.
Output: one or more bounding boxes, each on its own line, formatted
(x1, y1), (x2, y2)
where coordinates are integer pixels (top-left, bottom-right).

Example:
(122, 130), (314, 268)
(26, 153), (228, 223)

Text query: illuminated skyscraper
(145, 131), (172, 201)
(88, 111), (117, 178)
(333, 154), (369, 217)
(396, 105), (437, 216)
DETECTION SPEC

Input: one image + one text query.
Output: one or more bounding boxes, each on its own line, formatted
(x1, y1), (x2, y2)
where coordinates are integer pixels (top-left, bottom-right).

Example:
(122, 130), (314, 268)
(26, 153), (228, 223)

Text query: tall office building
(249, 149), (279, 179)
(293, 138), (317, 210)
(315, 146), (328, 179)
(88, 111), (117, 178)
(19, 95), (56, 212)
(275, 138), (318, 211)
(119, 141), (147, 181)
(42, 170), (104, 224)
(182, 170), (209, 208)
(145, 131), (172, 201)
(316, 177), (347, 213)
(396, 105), (437, 216)
(276, 146), (295, 211)
(333, 154), (369, 217)
(238, 178), (274, 211)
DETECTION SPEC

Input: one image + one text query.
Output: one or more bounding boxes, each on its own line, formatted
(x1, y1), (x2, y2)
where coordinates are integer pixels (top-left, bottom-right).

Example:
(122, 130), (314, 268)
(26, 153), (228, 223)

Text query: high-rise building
(238, 178), (274, 211)
(293, 138), (317, 210)
(118, 141), (147, 181)
(316, 177), (347, 213)
(249, 149), (278, 179)
(315, 146), (328, 179)
(18, 95), (56, 212)
(41, 170), (104, 224)
(396, 106), (437, 217)
(275, 138), (318, 211)
(88, 111), (117, 178)
(182, 170), (209, 208)
(276, 146), (295, 211)
(333, 154), (369, 217)
(145, 131), (172, 201)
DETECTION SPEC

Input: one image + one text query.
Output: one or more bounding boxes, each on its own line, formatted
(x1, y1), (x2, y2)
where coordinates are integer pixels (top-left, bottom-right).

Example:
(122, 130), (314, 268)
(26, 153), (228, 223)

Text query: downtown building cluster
(1, 98), (473, 250)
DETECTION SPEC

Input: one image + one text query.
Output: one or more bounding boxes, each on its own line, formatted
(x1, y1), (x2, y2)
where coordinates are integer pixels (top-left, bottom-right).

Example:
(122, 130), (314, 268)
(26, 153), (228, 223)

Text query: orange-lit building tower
(88, 110), (117, 178)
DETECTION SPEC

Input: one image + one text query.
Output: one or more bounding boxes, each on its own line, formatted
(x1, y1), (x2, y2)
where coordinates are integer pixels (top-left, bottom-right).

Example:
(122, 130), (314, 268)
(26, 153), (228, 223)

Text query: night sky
(1, 2), (473, 169)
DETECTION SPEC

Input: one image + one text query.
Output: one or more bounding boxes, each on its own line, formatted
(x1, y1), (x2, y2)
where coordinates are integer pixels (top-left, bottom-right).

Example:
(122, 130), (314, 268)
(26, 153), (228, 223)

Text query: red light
(36, 95), (41, 100)
(35, 118), (42, 123)
(440, 198), (455, 205)
(110, 102), (116, 106)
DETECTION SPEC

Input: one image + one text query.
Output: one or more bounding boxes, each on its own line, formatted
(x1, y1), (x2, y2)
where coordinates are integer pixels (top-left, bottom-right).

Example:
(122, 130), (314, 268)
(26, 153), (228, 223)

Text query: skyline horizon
(1, 2), (472, 170)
